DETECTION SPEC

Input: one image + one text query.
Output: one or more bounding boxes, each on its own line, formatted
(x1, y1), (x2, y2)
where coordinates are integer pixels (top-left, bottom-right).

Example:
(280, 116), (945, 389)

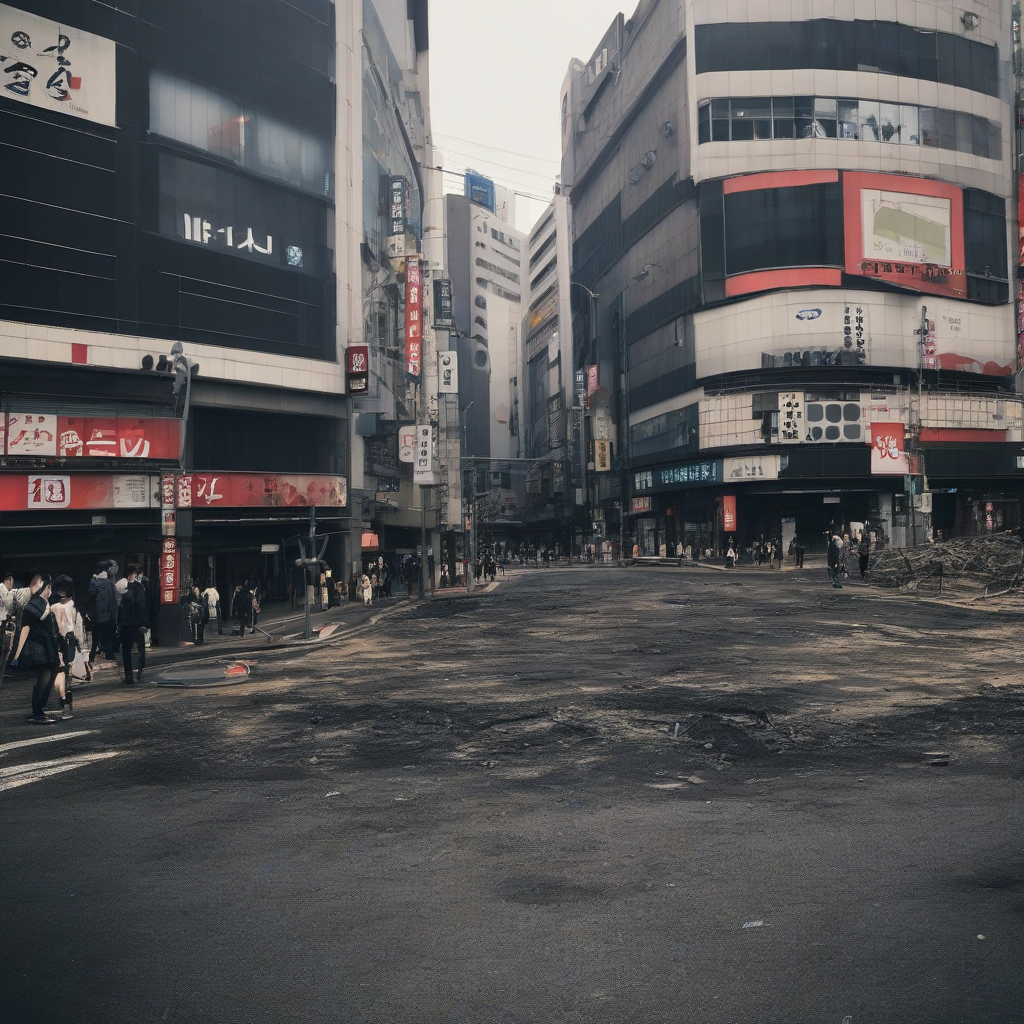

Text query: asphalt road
(2, 565), (1022, 1024)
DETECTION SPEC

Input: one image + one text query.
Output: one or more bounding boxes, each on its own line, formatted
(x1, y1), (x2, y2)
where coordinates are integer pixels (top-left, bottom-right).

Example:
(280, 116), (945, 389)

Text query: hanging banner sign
(405, 258), (423, 377)
(0, 3), (117, 127)
(398, 426), (417, 463)
(722, 494), (737, 532)
(587, 365), (599, 405)
(574, 370), (587, 409)
(183, 472), (347, 508)
(438, 351), (459, 394)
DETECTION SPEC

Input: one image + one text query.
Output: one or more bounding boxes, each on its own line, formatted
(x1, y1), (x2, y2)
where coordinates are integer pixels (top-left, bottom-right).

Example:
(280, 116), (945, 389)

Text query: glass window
(917, 30), (938, 83)
(773, 96), (795, 139)
(813, 97), (837, 138)
(919, 107), (938, 148)
(712, 116), (730, 141)
(150, 68), (333, 199)
(955, 110), (973, 154)
(795, 96), (814, 138)
(900, 104), (919, 145)
(838, 98), (859, 139)
(878, 102), (900, 143)
(858, 100), (880, 142)
(897, 24), (919, 78)
(698, 102), (711, 144)
(936, 108), (956, 150)
(987, 119), (1002, 161)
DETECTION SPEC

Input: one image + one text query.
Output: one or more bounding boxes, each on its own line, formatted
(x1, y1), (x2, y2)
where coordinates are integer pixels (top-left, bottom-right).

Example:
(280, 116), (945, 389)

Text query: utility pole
(419, 484), (428, 598)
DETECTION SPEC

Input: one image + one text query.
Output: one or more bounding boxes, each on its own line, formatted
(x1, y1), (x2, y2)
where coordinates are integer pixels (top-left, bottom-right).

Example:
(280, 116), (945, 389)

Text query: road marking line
(0, 730), (96, 754)
(0, 751), (120, 791)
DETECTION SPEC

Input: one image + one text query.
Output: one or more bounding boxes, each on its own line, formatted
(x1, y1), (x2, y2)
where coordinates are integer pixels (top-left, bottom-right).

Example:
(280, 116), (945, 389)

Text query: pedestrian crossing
(0, 729), (121, 792)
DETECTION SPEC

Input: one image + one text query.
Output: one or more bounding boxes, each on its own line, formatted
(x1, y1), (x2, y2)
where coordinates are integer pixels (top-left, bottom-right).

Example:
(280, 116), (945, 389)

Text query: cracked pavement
(2, 566), (1022, 1023)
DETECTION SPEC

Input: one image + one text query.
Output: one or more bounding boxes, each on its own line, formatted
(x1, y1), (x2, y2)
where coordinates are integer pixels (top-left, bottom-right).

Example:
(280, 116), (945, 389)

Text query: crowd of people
(0, 560), (150, 725)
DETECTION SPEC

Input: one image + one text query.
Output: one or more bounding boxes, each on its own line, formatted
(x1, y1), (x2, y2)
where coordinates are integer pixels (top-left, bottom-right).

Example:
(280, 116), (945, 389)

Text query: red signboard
(346, 344), (369, 394)
(5, 413), (178, 459)
(184, 473), (347, 508)
(160, 537), (179, 605)
(722, 495), (737, 532)
(586, 365), (599, 406)
(870, 422), (910, 475)
(405, 258), (422, 377)
(843, 172), (965, 299)
(0, 474), (158, 511)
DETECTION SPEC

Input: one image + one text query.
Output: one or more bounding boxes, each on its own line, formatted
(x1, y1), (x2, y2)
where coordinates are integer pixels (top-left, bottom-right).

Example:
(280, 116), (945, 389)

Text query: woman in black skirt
(10, 573), (65, 724)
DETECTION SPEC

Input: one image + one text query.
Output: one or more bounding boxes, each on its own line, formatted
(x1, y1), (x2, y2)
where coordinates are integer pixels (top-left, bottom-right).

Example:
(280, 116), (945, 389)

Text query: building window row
(474, 257), (521, 285)
(697, 96), (1001, 160)
(694, 20), (1000, 98)
(150, 68), (334, 199)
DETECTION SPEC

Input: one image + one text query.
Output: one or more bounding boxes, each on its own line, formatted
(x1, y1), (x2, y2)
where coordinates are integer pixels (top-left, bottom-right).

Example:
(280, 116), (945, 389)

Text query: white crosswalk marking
(0, 751), (120, 792)
(0, 730), (97, 754)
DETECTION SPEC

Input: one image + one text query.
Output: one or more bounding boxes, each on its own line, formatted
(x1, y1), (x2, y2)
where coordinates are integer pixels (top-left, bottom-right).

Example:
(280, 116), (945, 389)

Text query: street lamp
(461, 400), (476, 592)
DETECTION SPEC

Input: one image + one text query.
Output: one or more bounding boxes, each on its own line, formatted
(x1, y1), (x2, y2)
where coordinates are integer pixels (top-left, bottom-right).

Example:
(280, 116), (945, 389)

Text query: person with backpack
(118, 565), (149, 684)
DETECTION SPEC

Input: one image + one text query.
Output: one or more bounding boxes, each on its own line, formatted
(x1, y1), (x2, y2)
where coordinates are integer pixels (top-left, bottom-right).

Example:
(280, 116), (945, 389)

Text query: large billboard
(0, 3), (116, 127)
(843, 172), (965, 299)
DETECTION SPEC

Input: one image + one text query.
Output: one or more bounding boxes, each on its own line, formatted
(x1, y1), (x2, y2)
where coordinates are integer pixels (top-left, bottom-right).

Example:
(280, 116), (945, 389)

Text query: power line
(441, 147), (557, 183)
(432, 131), (560, 165)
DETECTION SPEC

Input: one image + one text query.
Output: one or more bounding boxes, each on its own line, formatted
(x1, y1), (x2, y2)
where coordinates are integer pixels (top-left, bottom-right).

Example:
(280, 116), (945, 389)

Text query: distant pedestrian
(827, 533), (845, 588)
(794, 536), (805, 568)
(202, 583), (223, 635)
(231, 581), (253, 635)
(725, 544), (736, 568)
(119, 565), (149, 683)
(859, 539), (870, 579)
(360, 573), (373, 606)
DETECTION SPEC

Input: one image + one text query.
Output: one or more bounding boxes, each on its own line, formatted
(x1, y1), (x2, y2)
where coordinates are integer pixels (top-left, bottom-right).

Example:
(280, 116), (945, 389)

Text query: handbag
(19, 636), (53, 668)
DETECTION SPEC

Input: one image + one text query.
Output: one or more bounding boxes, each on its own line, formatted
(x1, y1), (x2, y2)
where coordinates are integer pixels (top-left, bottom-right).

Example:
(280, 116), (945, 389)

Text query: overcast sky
(428, 0), (628, 234)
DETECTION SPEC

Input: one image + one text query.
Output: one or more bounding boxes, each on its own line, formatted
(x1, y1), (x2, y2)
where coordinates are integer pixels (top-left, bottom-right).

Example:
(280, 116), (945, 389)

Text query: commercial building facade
(0, 0), (437, 635)
(562, 0), (1021, 556)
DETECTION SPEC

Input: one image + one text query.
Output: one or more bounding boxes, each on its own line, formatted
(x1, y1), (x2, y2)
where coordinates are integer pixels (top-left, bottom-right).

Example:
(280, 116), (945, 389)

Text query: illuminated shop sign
(634, 459), (722, 493)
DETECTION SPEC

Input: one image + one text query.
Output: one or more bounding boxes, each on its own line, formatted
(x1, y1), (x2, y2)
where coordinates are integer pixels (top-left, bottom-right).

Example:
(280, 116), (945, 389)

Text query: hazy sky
(429, 0), (629, 233)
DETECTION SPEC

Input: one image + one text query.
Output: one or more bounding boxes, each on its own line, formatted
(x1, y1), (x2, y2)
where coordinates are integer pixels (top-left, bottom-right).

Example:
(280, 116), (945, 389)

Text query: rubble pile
(867, 534), (1024, 599)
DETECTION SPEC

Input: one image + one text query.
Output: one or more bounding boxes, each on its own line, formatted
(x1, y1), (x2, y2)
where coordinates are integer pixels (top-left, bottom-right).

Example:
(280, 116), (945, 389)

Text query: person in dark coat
(87, 561), (119, 663)
(231, 581), (253, 635)
(118, 565), (149, 684)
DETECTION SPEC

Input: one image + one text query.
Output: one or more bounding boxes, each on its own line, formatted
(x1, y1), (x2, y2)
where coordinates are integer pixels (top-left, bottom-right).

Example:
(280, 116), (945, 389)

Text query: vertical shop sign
(346, 344), (369, 394)
(414, 424), (435, 484)
(433, 278), (454, 328)
(389, 176), (407, 236)
(438, 351), (458, 394)
(586, 365), (599, 406)
(160, 537), (179, 605)
(574, 370), (587, 409)
(722, 494), (737, 532)
(405, 258), (423, 378)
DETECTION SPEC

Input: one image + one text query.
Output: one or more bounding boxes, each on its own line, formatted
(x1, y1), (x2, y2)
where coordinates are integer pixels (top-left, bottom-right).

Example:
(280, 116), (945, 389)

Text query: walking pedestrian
(9, 573), (64, 724)
(87, 561), (119, 665)
(360, 572), (373, 606)
(118, 565), (149, 683)
(51, 576), (87, 717)
(858, 537), (870, 579)
(794, 535), (805, 568)
(827, 532), (845, 589)
(202, 582), (223, 635)
(231, 581), (253, 635)
(725, 543), (736, 568)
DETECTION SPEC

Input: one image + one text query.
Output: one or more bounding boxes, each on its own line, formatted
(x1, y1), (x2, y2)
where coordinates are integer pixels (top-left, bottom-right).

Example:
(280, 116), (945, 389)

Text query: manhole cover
(152, 662), (251, 688)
